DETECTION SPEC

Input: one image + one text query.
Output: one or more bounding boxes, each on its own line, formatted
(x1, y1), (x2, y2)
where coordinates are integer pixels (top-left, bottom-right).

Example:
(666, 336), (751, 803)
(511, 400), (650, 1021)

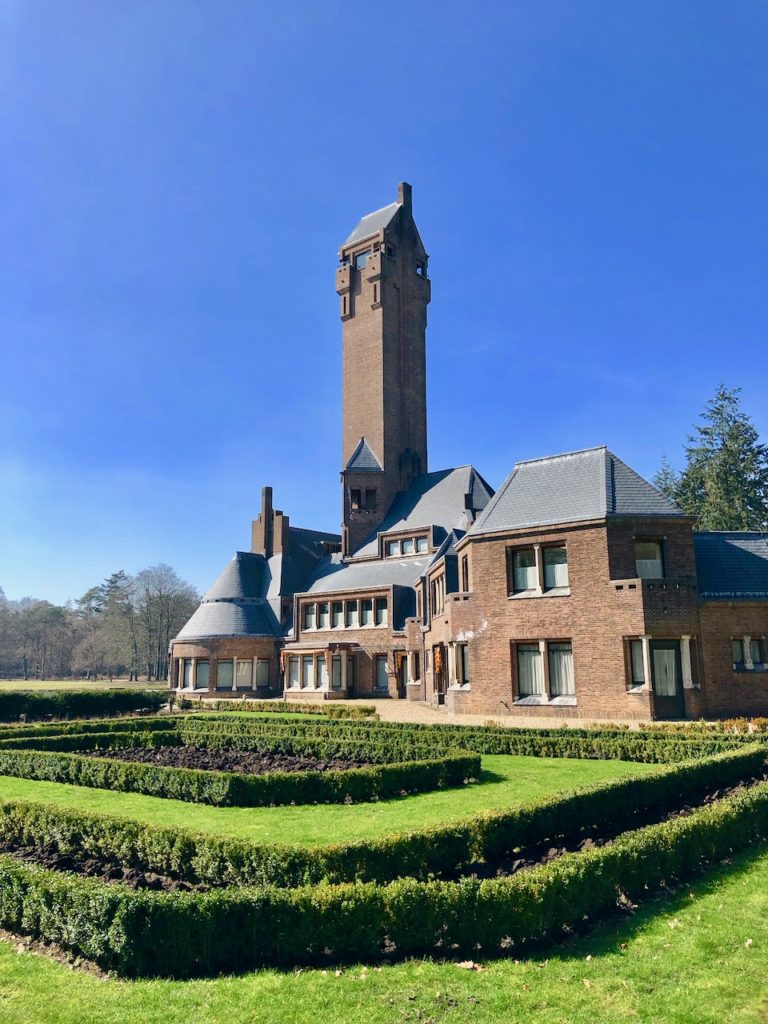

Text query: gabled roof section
(343, 201), (399, 247)
(694, 532), (768, 600)
(345, 437), (383, 473)
(352, 466), (494, 558)
(470, 446), (682, 537)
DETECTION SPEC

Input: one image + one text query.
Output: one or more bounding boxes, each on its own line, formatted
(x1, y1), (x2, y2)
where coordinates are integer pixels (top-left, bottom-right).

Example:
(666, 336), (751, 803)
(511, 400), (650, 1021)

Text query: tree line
(0, 565), (199, 681)
(652, 385), (768, 531)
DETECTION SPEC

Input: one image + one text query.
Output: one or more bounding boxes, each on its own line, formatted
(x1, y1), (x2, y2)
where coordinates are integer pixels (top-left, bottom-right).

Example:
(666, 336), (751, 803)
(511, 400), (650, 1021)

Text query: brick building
(170, 184), (768, 720)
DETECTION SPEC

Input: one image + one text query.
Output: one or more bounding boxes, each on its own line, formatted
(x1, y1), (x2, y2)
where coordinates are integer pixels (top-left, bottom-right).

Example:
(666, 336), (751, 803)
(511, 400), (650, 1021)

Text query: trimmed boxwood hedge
(0, 689), (167, 722)
(178, 697), (378, 719)
(0, 742), (479, 806)
(1, 774), (768, 976)
(0, 745), (761, 890)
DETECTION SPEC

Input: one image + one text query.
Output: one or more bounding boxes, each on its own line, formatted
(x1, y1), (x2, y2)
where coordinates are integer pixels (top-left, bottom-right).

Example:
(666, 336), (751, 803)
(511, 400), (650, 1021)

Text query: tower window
(416, 261), (426, 276)
(350, 489), (362, 510)
(354, 250), (370, 269)
(365, 488), (377, 510)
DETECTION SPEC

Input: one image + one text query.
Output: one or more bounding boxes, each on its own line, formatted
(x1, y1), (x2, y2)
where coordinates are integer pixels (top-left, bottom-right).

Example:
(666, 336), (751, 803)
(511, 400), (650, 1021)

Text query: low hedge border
(2, 774), (768, 976)
(179, 715), (749, 763)
(0, 689), (167, 723)
(0, 745), (761, 890)
(0, 743), (480, 807)
(178, 697), (378, 719)
(0, 717), (173, 741)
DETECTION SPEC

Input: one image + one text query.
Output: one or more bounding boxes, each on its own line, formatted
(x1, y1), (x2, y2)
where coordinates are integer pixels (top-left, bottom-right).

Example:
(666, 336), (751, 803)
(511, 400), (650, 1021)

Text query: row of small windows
(181, 658), (270, 690)
(733, 638), (767, 671)
(302, 597), (388, 631)
(385, 535), (429, 557)
(286, 653), (389, 692)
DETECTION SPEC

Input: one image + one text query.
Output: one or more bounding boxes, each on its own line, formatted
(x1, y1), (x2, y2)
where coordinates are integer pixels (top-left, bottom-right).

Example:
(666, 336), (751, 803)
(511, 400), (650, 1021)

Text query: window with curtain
(375, 655), (389, 692)
(517, 644), (544, 696)
(512, 549), (537, 592)
(331, 656), (342, 689)
(288, 657), (300, 688)
(635, 540), (664, 579)
(346, 601), (359, 627)
(301, 656), (314, 688)
(750, 639), (766, 666)
(183, 659), (193, 688)
(195, 661), (209, 690)
(543, 546), (568, 589)
(331, 601), (344, 628)
(316, 658), (328, 689)
(255, 660), (270, 687)
(732, 639), (745, 666)
(652, 648), (678, 696)
(236, 660), (253, 689)
(386, 540), (400, 557)
(548, 642), (574, 696)
(303, 604), (316, 630)
(317, 602), (329, 628)
(416, 537), (428, 553)
(402, 538), (415, 555)
(217, 660), (234, 689)
(375, 597), (387, 626)
(456, 643), (470, 685)
(361, 599), (373, 626)
(630, 640), (646, 684)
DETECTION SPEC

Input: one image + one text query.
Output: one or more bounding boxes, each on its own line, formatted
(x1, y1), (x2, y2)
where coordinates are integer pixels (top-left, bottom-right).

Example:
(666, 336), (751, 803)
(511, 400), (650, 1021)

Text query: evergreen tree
(652, 454), (679, 504)
(676, 385), (768, 530)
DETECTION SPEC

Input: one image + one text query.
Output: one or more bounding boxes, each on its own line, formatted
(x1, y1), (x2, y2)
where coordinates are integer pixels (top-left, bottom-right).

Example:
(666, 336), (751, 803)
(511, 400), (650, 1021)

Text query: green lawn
(0, 841), (766, 1022)
(0, 755), (649, 845)
(0, 679), (167, 691)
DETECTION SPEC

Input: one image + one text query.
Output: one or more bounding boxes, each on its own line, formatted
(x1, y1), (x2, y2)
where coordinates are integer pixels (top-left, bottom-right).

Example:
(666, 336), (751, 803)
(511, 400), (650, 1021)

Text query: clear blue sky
(2, 1), (767, 604)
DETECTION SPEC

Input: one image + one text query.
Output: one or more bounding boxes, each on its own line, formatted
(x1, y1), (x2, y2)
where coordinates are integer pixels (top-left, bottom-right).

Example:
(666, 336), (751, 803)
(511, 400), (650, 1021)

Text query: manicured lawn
(0, 680), (167, 691)
(1, 842), (767, 1022)
(0, 755), (650, 845)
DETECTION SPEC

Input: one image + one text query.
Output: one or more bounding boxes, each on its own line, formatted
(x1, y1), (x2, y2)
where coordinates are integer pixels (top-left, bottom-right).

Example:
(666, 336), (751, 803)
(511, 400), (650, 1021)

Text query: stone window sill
(733, 665), (768, 674)
(449, 683), (471, 692)
(513, 695), (576, 707)
(508, 588), (571, 601)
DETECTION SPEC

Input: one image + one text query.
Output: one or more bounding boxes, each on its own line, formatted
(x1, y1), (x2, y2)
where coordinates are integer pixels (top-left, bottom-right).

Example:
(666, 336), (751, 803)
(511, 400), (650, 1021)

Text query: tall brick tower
(337, 182), (431, 556)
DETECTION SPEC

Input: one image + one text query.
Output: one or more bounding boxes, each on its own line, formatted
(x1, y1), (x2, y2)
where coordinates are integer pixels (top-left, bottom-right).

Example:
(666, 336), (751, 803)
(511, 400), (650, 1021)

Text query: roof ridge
(516, 445), (608, 467)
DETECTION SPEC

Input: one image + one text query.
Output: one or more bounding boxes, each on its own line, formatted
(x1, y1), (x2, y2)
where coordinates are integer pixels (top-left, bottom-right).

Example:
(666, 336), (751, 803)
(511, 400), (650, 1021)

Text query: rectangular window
(512, 548), (537, 592)
(217, 659), (234, 689)
(375, 597), (388, 626)
(413, 651), (421, 680)
(303, 603), (316, 630)
(732, 639), (745, 667)
(386, 539), (400, 557)
(461, 555), (470, 592)
(635, 540), (664, 579)
(183, 659), (193, 688)
(331, 656), (342, 690)
(346, 600), (359, 628)
(543, 546), (568, 589)
(402, 537), (415, 555)
(350, 489), (362, 511)
(456, 643), (470, 685)
(288, 657), (300, 688)
(517, 644), (544, 697)
(317, 602), (329, 629)
(750, 639), (766, 666)
(630, 639), (646, 684)
(301, 655), (314, 688)
(548, 642), (574, 696)
(375, 655), (389, 693)
(430, 576), (445, 615)
(416, 536), (428, 553)
(195, 661), (209, 689)
(332, 601), (344, 628)
(365, 488), (377, 510)
(348, 655), (356, 689)
(354, 249), (370, 269)
(316, 657), (328, 689)
(255, 660), (270, 688)
(236, 660), (253, 690)
(361, 598), (373, 626)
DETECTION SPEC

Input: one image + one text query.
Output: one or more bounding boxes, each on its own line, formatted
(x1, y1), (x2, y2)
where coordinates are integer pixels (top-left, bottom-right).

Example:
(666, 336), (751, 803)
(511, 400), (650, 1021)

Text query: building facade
(170, 184), (768, 720)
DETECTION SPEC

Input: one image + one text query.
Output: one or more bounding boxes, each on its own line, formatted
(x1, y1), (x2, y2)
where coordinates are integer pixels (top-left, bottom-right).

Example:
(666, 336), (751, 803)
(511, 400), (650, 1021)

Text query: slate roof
(304, 554), (432, 595)
(346, 437), (383, 472)
(343, 201), (399, 247)
(470, 446), (682, 537)
(694, 532), (768, 600)
(176, 552), (281, 640)
(353, 466), (494, 557)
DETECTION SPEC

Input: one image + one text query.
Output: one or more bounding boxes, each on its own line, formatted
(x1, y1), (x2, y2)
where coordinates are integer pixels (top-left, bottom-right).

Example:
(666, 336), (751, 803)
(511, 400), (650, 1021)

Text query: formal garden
(0, 690), (768, 1021)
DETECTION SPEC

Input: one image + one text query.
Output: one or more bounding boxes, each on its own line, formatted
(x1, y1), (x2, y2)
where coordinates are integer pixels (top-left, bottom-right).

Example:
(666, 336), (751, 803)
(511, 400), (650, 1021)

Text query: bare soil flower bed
(82, 745), (373, 775)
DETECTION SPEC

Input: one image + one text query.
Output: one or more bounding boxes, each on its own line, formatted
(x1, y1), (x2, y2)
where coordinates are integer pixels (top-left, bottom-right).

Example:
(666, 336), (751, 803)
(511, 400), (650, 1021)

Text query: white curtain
(513, 550), (537, 591)
(195, 661), (209, 690)
(236, 660), (253, 688)
(548, 643), (574, 696)
(750, 640), (764, 666)
(630, 640), (646, 683)
(301, 656), (314, 688)
(217, 660), (234, 689)
(375, 656), (389, 691)
(517, 645), (544, 696)
(652, 648), (678, 696)
(256, 660), (270, 687)
(316, 658), (329, 689)
(544, 548), (568, 588)
(635, 542), (663, 579)
(288, 658), (300, 688)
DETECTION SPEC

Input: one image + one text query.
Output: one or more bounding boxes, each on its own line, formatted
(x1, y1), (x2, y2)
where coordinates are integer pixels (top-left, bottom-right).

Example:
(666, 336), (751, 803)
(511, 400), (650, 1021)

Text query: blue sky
(2, 1), (767, 604)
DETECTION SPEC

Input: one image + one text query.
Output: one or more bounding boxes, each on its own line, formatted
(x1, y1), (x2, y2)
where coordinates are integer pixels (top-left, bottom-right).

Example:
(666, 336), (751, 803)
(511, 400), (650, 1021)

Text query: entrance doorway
(433, 644), (447, 705)
(650, 640), (686, 719)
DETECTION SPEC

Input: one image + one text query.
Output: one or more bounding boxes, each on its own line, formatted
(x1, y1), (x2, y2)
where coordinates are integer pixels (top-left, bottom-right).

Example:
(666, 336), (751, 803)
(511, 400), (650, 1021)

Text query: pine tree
(676, 385), (768, 530)
(652, 454), (679, 504)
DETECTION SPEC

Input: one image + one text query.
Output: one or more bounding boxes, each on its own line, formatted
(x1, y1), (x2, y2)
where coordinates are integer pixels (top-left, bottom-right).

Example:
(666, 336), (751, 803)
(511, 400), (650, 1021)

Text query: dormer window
(402, 538), (415, 555)
(384, 534), (429, 557)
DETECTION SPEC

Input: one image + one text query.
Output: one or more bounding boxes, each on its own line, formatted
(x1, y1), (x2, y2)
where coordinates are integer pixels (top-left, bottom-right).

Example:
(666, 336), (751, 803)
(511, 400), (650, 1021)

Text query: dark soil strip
(82, 745), (373, 774)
